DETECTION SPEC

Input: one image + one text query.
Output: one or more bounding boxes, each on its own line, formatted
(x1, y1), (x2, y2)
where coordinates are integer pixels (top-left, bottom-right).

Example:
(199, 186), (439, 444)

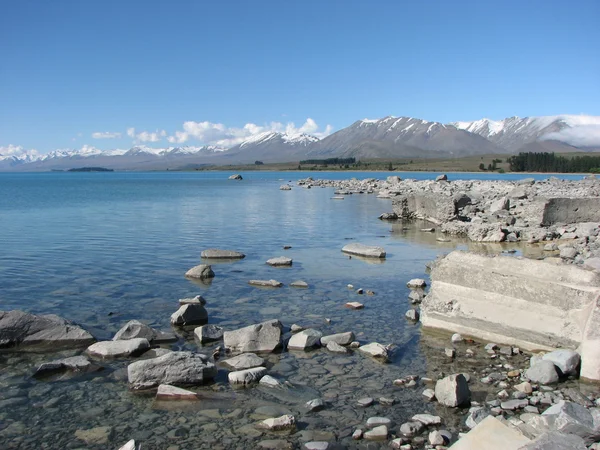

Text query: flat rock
(288, 329), (322, 350)
(259, 375), (282, 388)
(156, 384), (198, 400)
(258, 439), (293, 449)
(406, 278), (427, 288)
(127, 351), (216, 390)
(435, 374), (471, 407)
(321, 332), (355, 346)
(290, 280), (308, 288)
(112, 320), (176, 343)
(184, 264), (215, 279)
(366, 417), (391, 428)
(201, 249), (245, 259)
(266, 257), (293, 266)
(257, 414), (296, 431)
(357, 342), (389, 361)
(194, 324), (224, 343)
(170, 304), (208, 326)
(249, 279), (283, 288)
(449, 416), (530, 449)
(341, 243), (386, 258)
(501, 399), (528, 410)
(228, 367), (267, 385)
(363, 425), (388, 440)
(221, 353), (265, 370)
(345, 302), (364, 310)
(0, 310), (95, 350)
(223, 319), (283, 353)
(326, 341), (348, 353)
(86, 338), (150, 358)
(412, 413), (442, 425)
(34, 355), (101, 377)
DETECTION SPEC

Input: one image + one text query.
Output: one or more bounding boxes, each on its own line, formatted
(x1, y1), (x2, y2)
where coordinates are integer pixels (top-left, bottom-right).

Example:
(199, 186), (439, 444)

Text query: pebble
(357, 397), (374, 407)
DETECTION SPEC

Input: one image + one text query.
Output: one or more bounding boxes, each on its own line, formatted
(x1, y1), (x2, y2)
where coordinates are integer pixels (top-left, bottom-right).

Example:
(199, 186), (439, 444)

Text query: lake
(0, 171), (587, 449)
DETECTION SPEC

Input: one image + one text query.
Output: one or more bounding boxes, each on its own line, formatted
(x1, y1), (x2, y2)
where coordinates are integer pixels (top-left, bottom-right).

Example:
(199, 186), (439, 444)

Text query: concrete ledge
(541, 198), (600, 226)
(392, 194), (456, 225)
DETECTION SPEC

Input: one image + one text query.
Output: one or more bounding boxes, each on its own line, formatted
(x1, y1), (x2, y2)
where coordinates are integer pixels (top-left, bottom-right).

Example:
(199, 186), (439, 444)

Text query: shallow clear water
(0, 171), (590, 449)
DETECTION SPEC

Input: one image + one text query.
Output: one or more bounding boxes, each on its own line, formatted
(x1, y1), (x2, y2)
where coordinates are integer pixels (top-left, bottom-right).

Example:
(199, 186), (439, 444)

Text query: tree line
(299, 157), (356, 165)
(507, 152), (600, 173)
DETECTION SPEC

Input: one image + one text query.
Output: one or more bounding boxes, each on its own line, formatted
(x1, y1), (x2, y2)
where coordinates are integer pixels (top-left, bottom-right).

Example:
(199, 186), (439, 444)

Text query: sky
(1, 0), (599, 155)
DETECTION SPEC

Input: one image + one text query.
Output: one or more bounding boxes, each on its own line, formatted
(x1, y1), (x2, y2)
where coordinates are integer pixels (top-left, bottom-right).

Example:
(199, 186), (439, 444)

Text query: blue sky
(1, 0), (599, 154)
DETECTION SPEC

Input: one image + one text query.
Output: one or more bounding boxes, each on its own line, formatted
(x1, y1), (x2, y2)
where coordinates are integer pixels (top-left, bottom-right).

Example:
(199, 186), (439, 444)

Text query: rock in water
(170, 304), (208, 326)
(290, 280), (308, 288)
(86, 338), (150, 358)
(525, 360), (559, 384)
(266, 256), (293, 266)
(287, 329), (322, 350)
(223, 319), (283, 353)
(228, 367), (267, 385)
(248, 279), (283, 287)
(200, 249), (245, 259)
(436, 174), (448, 181)
(194, 324), (224, 343)
(184, 264), (215, 280)
(112, 320), (176, 343)
(542, 349), (581, 376)
(127, 351), (216, 390)
(341, 243), (386, 258)
(326, 341), (348, 353)
(179, 295), (206, 305)
(0, 310), (95, 350)
(357, 342), (389, 361)
(257, 414), (296, 431)
(34, 355), (101, 377)
(434, 374), (471, 407)
(155, 384), (198, 400)
(228, 174), (243, 180)
(259, 375), (282, 388)
(221, 353), (265, 370)
(406, 278), (427, 288)
(321, 332), (355, 346)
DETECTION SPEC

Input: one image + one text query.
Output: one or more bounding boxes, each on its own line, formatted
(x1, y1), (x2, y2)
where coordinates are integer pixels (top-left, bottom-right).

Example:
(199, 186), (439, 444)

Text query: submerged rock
(34, 355), (102, 378)
(194, 324), (224, 343)
(249, 279), (283, 287)
(112, 320), (176, 343)
(127, 351), (216, 390)
(201, 249), (245, 259)
(321, 332), (355, 346)
(221, 353), (265, 370)
(341, 243), (386, 258)
(155, 384), (198, 401)
(223, 319), (283, 353)
(0, 310), (95, 350)
(184, 264), (215, 280)
(86, 338), (150, 358)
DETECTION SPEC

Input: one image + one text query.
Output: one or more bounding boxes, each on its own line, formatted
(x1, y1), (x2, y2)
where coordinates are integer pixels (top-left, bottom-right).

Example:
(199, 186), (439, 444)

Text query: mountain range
(2, 114), (599, 171)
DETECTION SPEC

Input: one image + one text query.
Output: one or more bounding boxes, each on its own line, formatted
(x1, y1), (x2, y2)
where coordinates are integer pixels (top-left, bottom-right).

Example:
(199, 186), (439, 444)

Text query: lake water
(0, 171), (588, 449)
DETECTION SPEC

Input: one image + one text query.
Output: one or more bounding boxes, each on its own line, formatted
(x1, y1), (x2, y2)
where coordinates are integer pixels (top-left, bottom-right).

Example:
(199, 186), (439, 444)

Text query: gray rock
(489, 196), (510, 213)
(560, 246), (578, 260)
(357, 342), (389, 361)
(363, 425), (387, 440)
(320, 332), (355, 346)
(518, 431), (587, 449)
(542, 349), (581, 376)
(170, 304), (208, 326)
(406, 278), (427, 288)
(86, 338), (150, 358)
(357, 397), (374, 407)
(287, 329), (322, 350)
(436, 174), (448, 182)
(223, 319), (283, 353)
(266, 256), (293, 266)
(379, 212), (398, 220)
(112, 320), (176, 343)
(434, 374), (471, 407)
(341, 243), (386, 258)
(408, 290), (424, 303)
(221, 353), (265, 370)
(405, 309), (419, 321)
(228, 367), (267, 385)
(34, 355), (101, 377)
(366, 417), (391, 429)
(290, 280), (308, 288)
(326, 341), (348, 353)
(399, 421), (424, 437)
(0, 310), (95, 350)
(412, 413), (442, 425)
(194, 324), (224, 343)
(466, 407), (489, 429)
(428, 430), (445, 446)
(200, 249), (245, 259)
(526, 360), (559, 384)
(501, 399), (529, 410)
(259, 375), (282, 388)
(290, 324), (304, 333)
(228, 174), (243, 180)
(184, 264), (215, 279)
(257, 415), (296, 431)
(305, 398), (325, 412)
(542, 400), (597, 443)
(127, 351), (216, 390)
(155, 384), (198, 400)
(178, 294), (206, 305)
(248, 279), (283, 287)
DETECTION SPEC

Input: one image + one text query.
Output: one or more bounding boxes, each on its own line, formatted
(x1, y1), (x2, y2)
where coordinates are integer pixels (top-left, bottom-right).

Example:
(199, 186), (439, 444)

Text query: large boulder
(184, 264), (215, 280)
(518, 431), (587, 450)
(541, 401), (599, 443)
(0, 310), (95, 350)
(223, 320), (283, 353)
(194, 324), (224, 343)
(170, 304), (208, 326)
(287, 329), (322, 350)
(201, 249), (245, 259)
(86, 338), (150, 358)
(341, 243), (386, 258)
(127, 351), (216, 390)
(525, 360), (559, 384)
(112, 320), (176, 343)
(542, 349), (581, 376)
(434, 374), (471, 407)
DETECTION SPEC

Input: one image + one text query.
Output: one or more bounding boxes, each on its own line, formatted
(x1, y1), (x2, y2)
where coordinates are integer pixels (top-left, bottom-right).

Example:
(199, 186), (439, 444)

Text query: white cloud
(126, 127), (166, 143)
(0, 144), (40, 158)
(166, 118), (333, 147)
(92, 131), (122, 139)
(542, 125), (600, 147)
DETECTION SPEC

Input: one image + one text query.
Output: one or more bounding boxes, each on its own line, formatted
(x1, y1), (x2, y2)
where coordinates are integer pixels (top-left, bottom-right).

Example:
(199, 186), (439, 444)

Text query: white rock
(451, 333), (464, 343)
(412, 413), (442, 426)
(542, 349), (581, 376)
(228, 367), (267, 385)
(266, 256), (293, 266)
(341, 243), (386, 258)
(321, 332), (355, 346)
(86, 338), (150, 358)
(156, 384), (198, 400)
(288, 329), (322, 350)
(357, 342), (389, 361)
(435, 374), (471, 407)
(257, 414), (296, 431)
(407, 278), (427, 288)
(366, 417), (391, 428)
(221, 353), (265, 370)
(259, 375), (281, 388)
(363, 425), (388, 440)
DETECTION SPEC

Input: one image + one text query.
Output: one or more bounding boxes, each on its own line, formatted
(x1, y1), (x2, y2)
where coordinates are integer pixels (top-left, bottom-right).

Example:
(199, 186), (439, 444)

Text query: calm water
(0, 171), (587, 449)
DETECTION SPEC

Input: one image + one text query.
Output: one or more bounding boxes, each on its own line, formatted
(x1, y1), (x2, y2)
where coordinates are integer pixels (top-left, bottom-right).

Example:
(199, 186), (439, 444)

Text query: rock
(228, 367), (267, 385)
(345, 302), (364, 309)
(266, 256), (293, 266)
(526, 360), (559, 384)
(542, 349), (580, 376)
(229, 174), (243, 180)
(155, 384), (198, 400)
(514, 381), (533, 394)
(201, 249), (245, 259)
(379, 397), (394, 406)
(257, 415), (296, 431)
(466, 407), (490, 429)
(34, 355), (101, 377)
(326, 341), (348, 353)
(445, 348), (456, 358)
(489, 197), (510, 213)
(363, 425), (388, 440)
(352, 429), (363, 440)
(422, 388), (436, 401)
(194, 324), (224, 343)
(407, 278), (427, 288)
(366, 417), (391, 429)
(408, 290), (424, 303)
(287, 329), (322, 350)
(179, 294), (206, 305)
(170, 304), (208, 326)
(400, 421), (424, 437)
(451, 333), (464, 343)
(429, 430), (445, 446)
(86, 338), (150, 358)
(127, 351), (216, 390)
(436, 174), (448, 182)
(305, 398), (325, 412)
(74, 426), (113, 445)
(518, 431), (587, 449)
(542, 400), (597, 442)
(112, 320), (176, 343)
(290, 280), (308, 288)
(260, 375), (282, 388)
(321, 332), (355, 346)
(379, 212), (398, 220)
(341, 243), (386, 258)
(501, 399), (528, 410)
(357, 342), (389, 361)
(357, 397), (374, 407)
(290, 324), (304, 333)
(221, 353), (265, 370)
(249, 279), (283, 287)
(184, 264), (215, 279)
(544, 243), (558, 251)
(405, 309), (419, 321)
(449, 416), (530, 449)
(118, 440), (136, 450)
(223, 319), (283, 353)
(434, 374), (471, 407)
(509, 187), (528, 200)
(0, 310), (95, 350)
(303, 443), (329, 450)
(412, 413), (442, 425)
(279, 184), (292, 191)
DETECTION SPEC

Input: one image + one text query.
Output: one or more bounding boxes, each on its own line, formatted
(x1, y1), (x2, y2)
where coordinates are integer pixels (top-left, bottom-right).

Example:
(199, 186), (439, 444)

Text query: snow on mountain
(0, 145), (40, 162)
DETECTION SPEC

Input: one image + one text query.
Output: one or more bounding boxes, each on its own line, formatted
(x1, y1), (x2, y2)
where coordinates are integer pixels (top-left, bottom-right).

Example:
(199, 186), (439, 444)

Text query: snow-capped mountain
(221, 132), (321, 163)
(451, 115), (600, 152)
